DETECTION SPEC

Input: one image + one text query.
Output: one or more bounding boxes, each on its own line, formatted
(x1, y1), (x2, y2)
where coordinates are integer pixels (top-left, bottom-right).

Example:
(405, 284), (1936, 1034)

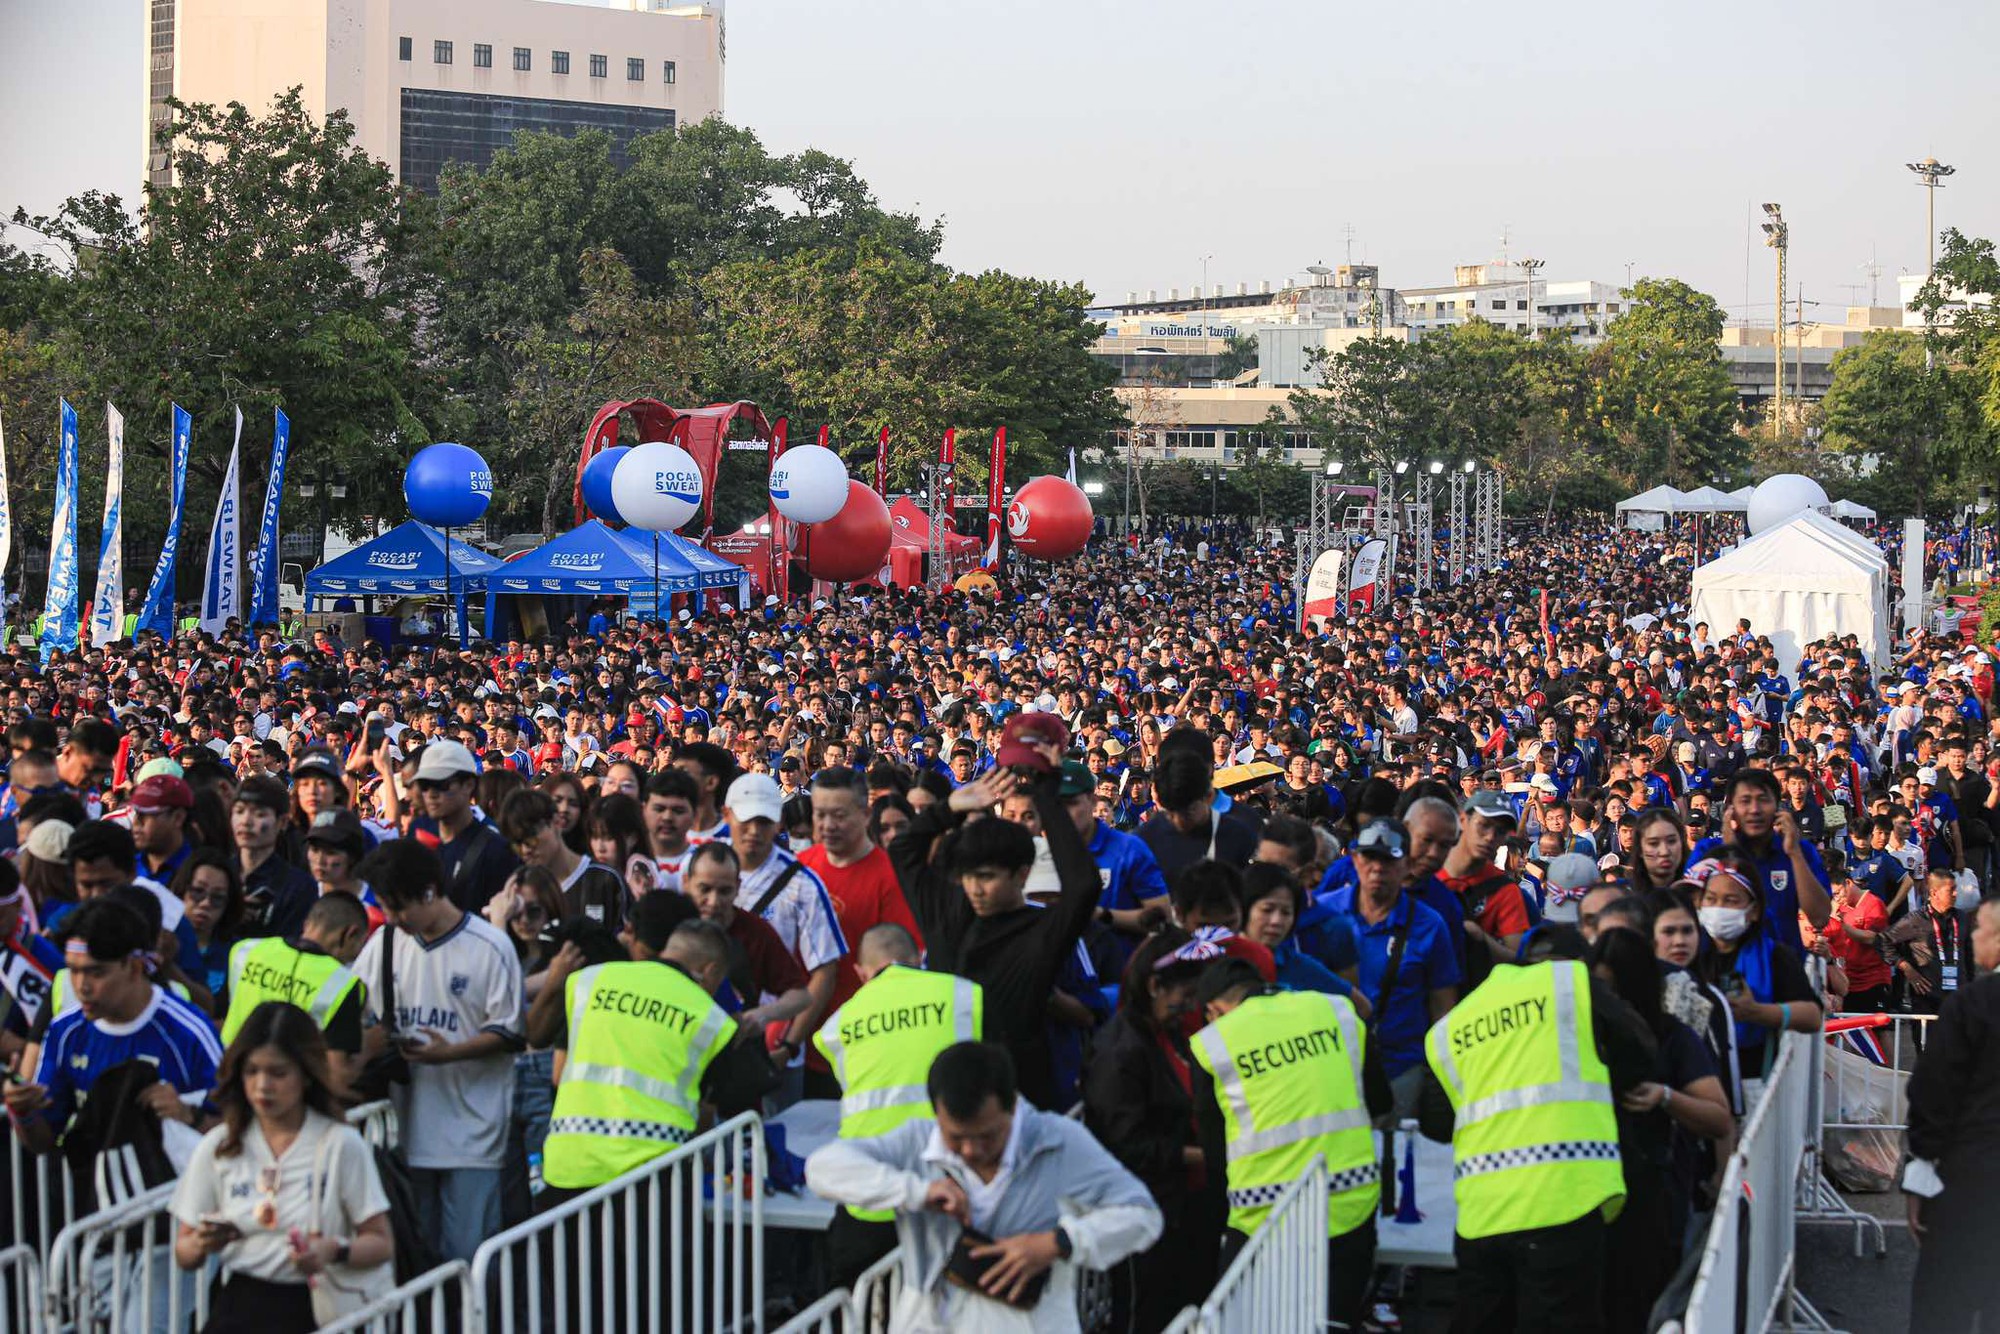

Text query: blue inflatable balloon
(581, 445), (629, 524)
(404, 442), (493, 528)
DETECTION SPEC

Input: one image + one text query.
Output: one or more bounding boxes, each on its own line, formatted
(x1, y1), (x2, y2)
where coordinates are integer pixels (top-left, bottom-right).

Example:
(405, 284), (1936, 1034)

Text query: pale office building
(146, 0), (724, 192)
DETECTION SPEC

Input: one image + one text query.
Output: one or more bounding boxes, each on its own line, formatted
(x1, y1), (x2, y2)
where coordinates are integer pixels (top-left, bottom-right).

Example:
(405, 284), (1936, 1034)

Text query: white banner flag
(199, 408), (243, 635)
(89, 402), (126, 647)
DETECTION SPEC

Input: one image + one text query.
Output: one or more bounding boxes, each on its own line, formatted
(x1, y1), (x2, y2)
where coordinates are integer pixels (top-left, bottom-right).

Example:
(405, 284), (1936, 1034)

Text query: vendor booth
(1689, 510), (1891, 670)
(304, 520), (502, 641)
(1614, 485), (1688, 530)
(490, 520), (751, 630)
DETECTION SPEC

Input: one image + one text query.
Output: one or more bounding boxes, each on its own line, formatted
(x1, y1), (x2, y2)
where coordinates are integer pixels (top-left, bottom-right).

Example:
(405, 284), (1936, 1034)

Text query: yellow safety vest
(543, 960), (735, 1190)
(220, 937), (361, 1046)
(1424, 960), (1625, 1239)
(814, 966), (983, 1222)
(47, 970), (192, 1020)
(1191, 988), (1378, 1238)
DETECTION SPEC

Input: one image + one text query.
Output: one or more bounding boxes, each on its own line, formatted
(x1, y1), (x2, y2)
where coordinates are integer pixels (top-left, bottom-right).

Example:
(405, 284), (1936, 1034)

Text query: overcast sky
(6, 0), (1994, 324)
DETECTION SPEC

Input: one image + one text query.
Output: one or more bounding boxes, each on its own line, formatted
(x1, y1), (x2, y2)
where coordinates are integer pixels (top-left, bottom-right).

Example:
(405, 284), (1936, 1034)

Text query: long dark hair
(1117, 927), (1196, 1040)
(214, 1002), (342, 1157)
(538, 771), (591, 854)
(1626, 807), (1688, 892)
(1589, 926), (1668, 1036)
(169, 847), (244, 938)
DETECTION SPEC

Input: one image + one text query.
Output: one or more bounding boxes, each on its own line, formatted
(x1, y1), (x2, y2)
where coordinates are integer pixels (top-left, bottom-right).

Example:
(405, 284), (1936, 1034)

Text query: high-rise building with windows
(145, 0), (723, 194)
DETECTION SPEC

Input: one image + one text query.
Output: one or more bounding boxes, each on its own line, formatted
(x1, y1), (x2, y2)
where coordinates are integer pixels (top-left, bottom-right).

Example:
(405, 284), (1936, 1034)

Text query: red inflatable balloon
(1005, 476), (1094, 559)
(804, 482), (893, 582)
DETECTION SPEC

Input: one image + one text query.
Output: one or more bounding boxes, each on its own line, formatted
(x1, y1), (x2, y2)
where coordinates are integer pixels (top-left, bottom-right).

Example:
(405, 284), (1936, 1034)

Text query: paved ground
(1796, 1189), (1915, 1334)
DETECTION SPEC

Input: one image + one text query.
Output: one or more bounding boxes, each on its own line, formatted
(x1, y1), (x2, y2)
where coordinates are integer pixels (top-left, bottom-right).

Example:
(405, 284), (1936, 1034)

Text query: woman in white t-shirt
(172, 1002), (394, 1332)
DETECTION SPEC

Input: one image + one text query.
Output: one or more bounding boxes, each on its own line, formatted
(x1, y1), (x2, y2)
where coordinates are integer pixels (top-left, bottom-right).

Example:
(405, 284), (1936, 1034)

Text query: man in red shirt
(797, 767), (921, 1099)
(1439, 790), (1532, 987)
(1823, 856), (1894, 1012)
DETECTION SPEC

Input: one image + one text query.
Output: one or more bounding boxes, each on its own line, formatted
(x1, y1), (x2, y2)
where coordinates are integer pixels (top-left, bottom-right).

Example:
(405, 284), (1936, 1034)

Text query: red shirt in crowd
(1442, 865), (1533, 940)
(795, 842), (922, 1072)
(1826, 890), (1892, 992)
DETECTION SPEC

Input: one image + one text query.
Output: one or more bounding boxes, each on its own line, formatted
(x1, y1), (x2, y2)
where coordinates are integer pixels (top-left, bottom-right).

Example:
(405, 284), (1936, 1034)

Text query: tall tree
(1591, 277), (1740, 488)
(1820, 331), (1986, 518)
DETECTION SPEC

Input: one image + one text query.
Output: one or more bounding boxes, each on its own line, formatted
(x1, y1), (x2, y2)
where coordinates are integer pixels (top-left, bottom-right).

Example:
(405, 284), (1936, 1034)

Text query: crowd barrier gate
(317, 1260), (471, 1334)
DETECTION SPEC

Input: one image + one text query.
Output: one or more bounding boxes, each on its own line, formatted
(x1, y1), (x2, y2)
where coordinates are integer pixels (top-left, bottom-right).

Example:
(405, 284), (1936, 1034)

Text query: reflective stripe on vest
(543, 962), (734, 1191)
(814, 967), (982, 1223)
(1423, 960), (1624, 1239)
(221, 937), (360, 1045)
(1191, 990), (1378, 1238)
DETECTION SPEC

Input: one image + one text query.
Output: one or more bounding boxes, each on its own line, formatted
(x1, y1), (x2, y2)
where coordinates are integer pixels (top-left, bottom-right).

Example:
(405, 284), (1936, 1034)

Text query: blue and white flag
(39, 399), (80, 664)
(88, 402), (125, 647)
(1065, 448), (1077, 486)
(248, 407), (290, 626)
(139, 403), (191, 638)
(198, 407), (242, 636)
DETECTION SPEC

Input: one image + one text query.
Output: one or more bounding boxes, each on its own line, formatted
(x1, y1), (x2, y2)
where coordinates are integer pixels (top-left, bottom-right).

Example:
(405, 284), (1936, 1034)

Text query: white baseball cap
(725, 772), (784, 825)
(413, 738), (478, 782)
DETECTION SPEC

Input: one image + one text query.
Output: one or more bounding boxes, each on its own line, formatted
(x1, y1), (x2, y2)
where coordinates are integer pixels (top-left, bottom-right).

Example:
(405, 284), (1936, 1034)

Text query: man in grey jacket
(806, 1042), (1163, 1333)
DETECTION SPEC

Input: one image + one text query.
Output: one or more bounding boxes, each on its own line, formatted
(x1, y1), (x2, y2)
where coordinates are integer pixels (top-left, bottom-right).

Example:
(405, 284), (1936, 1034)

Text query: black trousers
(827, 1206), (899, 1290)
(1910, 1165), (2000, 1332)
(201, 1273), (316, 1334)
(1221, 1219), (1376, 1332)
(1452, 1210), (1606, 1334)
(1112, 1198), (1222, 1334)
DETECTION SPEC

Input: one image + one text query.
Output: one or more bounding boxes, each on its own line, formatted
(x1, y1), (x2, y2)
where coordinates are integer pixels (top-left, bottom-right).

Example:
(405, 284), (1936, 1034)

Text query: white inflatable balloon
(769, 444), (850, 524)
(1746, 473), (1830, 536)
(612, 441), (705, 532)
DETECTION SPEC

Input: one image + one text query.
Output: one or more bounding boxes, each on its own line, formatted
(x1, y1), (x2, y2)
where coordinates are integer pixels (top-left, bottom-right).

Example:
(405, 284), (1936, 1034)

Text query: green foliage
(1589, 278), (1740, 488)
(1820, 330), (1987, 518)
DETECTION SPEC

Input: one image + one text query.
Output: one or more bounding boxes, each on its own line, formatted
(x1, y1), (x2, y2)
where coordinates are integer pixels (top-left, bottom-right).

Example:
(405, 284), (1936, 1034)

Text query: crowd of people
(0, 513), (1993, 1333)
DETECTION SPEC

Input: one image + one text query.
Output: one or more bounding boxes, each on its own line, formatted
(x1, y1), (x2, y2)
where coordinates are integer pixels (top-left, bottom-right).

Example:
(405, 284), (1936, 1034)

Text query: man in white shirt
(726, 774), (847, 1050)
(355, 839), (524, 1263)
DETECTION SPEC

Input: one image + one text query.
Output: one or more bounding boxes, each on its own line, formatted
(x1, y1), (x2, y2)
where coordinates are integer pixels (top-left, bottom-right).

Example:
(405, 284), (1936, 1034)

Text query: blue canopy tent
(489, 519), (748, 626)
(616, 528), (751, 611)
(304, 521), (503, 639)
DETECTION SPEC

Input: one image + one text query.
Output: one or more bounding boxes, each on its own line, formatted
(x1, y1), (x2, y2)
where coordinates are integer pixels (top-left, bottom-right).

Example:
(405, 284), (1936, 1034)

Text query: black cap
(1351, 819), (1408, 861)
(1194, 958), (1271, 1008)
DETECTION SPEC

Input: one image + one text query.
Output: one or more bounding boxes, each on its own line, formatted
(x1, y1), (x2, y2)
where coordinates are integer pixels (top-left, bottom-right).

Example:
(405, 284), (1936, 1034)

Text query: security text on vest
(1448, 996), (1549, 1056)
(588, 987), (701, 1032)
(1234, 1027), (1342, 1080)
(840, 1000), (949, 1046)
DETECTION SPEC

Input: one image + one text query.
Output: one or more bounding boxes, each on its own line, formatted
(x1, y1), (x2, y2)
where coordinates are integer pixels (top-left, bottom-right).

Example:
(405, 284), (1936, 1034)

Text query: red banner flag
(984, 427), (1007, 568)
(874, 426), (889, 498)
(817, 424), (829, 448)
(938, 428), (957, 534)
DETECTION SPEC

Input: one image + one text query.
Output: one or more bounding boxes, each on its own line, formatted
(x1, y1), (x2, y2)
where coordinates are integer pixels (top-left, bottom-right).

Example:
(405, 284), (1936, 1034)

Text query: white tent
(1615, 484), (1688, 530)
(1689, 510), (1891, 669)
(1677, 485), (1736, 513)
(1726, 486), (1755, 508)
(1828, 498), (1878, 521)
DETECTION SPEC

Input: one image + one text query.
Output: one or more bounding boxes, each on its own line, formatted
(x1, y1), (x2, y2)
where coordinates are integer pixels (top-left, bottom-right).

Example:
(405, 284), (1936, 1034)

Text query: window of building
(434, 39), (453, 64)
(627, 57), (644, 80)
(399, 36), (412, 61)
(663, 60), (677, 84)
(1490, 299), (1505, 310)
(590, 53), (607, 78)
(552, 50), (570, 75)
(1606, 303), (1621, 314)
(473, 43), (492, 68)
(513, 46), (531, 71)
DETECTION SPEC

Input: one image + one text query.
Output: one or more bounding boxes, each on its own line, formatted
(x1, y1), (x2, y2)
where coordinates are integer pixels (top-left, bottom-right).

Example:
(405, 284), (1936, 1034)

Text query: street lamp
(1428, 460), (1444, 475)
(1082, 481), (1105, 496)
(1394, 460), (1410, 475)
(1761, 203), (1788, 433)
(1463, 460), (1476, 473)
(1326, 460), (1344, 477)
(1906, 157), (1957, 284)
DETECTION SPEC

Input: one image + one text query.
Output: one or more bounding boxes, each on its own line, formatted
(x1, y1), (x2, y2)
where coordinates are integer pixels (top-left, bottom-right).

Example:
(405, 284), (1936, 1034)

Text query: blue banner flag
(249, 407), (290, 626)
(139, 403), (191, 638)
(89, 402), (125, 647)
(199, 408), (243, 636)
(39, 399), (80, 664)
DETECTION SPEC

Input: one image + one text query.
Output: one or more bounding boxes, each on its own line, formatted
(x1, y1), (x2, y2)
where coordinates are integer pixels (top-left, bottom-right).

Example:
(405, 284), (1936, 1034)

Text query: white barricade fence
(1681, 1031), (1837, 1334)
(850, 1244), (903, 1334)
(43, 1179), (207, 1334)
(7, 1133), (80, 1267)
(772, 1287), (850, 1334)
(467, 1111), (765, 1334)
(317, 1260), (470, 1334)
(1159, 1306), (1203, 1334)
(347, 1099), (402, 1153)
(3, 1241), (44, 1334)
(1190, 1158), (1329, 1334)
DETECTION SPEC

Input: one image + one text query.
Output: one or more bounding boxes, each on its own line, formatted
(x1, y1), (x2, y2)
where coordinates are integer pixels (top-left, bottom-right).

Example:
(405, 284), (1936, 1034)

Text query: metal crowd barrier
(850, 1244), (903, 1333)
(347, 1099), (403, 1152)
(1681, 1032), (1839, 1334)
(771, 1287), (851, 1334)
(42, 1179), (207, 1334)
(466, 1112), (765, 1334)
(6, 1132), (80, 1269)
(2, 1241), (43, 1334)
(317, 1260), (471, 1334)
(1186, 1158), (1330, 1334)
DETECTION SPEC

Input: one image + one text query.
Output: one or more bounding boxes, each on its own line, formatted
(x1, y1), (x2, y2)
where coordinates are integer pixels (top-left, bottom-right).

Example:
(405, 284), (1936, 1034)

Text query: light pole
(1907, 157), (1956, 365)
(1761, 204), (1787, 435)
(1519, 257), (1546, 336)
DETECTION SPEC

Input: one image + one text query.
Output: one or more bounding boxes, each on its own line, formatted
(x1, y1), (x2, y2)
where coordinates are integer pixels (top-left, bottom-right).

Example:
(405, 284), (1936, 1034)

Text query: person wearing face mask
(1687, 857), (1822, 1082)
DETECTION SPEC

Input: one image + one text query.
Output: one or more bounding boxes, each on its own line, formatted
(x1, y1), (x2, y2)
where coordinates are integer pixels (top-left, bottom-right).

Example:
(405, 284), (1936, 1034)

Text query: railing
(2, 1242), (43, 1334)
(6, 1133), (80, 1267)
(317, 1260), (470, 1334)
(1799, 1013), (1933, 1258)
(467, 1112), (765, 1333)
(1681, 1031), (1837, 1334)
(772, 1288), (850, 1334)
(849, 1245), (903, 1334)
(43, 1180), (207, 1334)
(1194, 1158), (1328, 1334)
(347, 1099), (402, 1152)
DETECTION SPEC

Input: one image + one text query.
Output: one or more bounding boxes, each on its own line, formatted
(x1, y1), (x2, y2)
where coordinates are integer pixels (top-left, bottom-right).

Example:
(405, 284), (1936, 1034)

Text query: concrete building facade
(146, 0), (723, 192)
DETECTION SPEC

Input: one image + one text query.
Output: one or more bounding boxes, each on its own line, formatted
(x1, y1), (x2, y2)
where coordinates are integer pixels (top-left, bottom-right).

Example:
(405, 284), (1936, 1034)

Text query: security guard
(540, 899), (776, 1198)
(1191, 957), (1389, 1332)
(813, 923), (983, 1286)
(1420, 955), (1656, 1334)
(219, 892), (370, 1046)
